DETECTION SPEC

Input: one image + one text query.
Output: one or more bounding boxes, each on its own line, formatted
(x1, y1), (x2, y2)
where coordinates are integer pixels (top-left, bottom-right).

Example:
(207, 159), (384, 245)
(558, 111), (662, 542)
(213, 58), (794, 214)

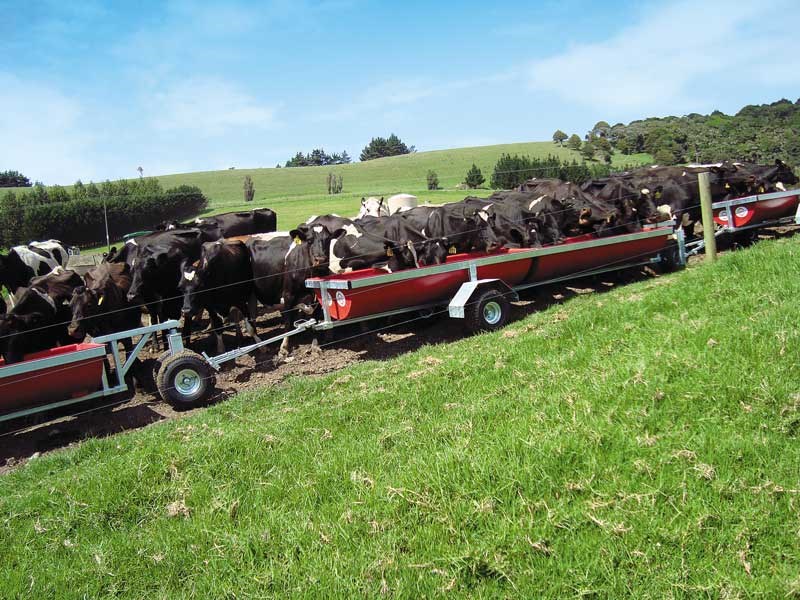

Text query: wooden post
(698, 171), (717, 262)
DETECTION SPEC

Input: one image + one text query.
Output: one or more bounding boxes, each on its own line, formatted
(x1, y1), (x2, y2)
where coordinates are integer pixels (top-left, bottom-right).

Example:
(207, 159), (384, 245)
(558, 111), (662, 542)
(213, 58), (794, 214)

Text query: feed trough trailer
(0, 225), (681, 422)
(687, 187), (800, 255)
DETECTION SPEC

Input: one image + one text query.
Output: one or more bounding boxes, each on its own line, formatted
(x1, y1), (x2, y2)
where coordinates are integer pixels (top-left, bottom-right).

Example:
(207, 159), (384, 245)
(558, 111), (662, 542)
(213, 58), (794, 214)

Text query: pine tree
(463, 164), (485, 189)
(426, 170), (440, 190)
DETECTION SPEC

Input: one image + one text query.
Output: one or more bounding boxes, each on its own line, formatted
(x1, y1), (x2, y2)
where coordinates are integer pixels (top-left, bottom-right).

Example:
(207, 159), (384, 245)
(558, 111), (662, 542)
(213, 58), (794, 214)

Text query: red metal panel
(312, 230), (672, 321)
(0, 343), (106, 413)
(714, 194), (799, 228)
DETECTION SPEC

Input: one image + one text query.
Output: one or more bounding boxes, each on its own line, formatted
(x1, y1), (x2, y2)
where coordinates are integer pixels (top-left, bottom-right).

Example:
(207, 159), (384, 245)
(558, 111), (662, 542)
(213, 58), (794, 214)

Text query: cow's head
(417, 237), (451, 266)
(471, 208), (501, 253)
(127, 250), (168, 302)
(68, 285), (99, 339)
(356, 196), (388, 219)
(773, 159), (798, 186)
(290, 224), (339, 267)
(178, 259), (203, 316)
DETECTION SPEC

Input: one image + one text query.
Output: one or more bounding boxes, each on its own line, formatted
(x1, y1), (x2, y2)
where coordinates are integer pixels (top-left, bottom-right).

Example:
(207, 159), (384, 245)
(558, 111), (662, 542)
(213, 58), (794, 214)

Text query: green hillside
(2, 236), (798, 597)
(152, 142), (650, 228)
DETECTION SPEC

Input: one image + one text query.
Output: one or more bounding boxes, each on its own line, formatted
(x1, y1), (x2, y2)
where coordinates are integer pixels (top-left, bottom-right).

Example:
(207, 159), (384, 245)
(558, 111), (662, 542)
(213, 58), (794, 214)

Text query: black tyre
(156, 350), (216, 409)
(464, 288), (511, 334)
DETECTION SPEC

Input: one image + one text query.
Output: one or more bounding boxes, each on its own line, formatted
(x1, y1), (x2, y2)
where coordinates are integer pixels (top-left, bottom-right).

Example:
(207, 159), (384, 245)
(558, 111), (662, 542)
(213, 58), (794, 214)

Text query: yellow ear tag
(654, 191), (662, 199)
(724, 183), (730, 189)
(448, 246), (457, 255)
(293, 236), (302, 245)
(758, 186), (764, 193)
(385, 248), (394, 257)
(97, 295), (104, 306)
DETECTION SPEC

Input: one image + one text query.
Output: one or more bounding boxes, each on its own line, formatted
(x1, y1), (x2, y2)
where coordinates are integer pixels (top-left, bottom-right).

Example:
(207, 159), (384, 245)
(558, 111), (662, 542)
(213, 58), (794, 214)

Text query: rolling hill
(142, 142), (650, 228)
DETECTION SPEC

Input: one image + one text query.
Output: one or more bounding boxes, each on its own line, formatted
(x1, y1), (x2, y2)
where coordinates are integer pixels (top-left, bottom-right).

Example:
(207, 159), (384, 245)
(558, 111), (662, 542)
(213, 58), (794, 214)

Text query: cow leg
(181, 310), (194, 346)
(208, 311), (226, 356)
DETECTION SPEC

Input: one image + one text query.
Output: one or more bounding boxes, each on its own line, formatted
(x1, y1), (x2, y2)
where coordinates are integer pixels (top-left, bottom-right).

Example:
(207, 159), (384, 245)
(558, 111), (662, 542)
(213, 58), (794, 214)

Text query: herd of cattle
(0, 159), (796, 369)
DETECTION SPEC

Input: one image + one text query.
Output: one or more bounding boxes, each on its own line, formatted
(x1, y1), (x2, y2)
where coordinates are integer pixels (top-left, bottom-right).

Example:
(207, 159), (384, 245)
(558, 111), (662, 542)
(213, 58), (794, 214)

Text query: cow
(355, 197), (390, 219)
(68, 262), (142, 349)
(423, 202), (502, 254)
(0, 268), (83, 364)
(179, 240), (261, 355)
(323, 217), (450, 273)
(0, 240), (69, 306)
(467, 195), (542, 247)
(252, 230), (333, 359)
(397, 205), (440, 232)
(126, 229), (205, 347)
(193, 208), (278, 240)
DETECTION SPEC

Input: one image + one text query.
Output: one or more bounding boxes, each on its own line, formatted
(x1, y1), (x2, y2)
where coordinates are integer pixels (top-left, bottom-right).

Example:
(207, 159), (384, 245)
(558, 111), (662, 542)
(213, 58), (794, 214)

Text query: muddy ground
(1, 227), (794, 473)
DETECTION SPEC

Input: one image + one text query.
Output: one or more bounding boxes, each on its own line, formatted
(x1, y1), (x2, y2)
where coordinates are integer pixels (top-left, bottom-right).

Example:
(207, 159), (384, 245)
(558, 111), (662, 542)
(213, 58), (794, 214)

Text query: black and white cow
(321, 216), (450, 273)
(126, 229), (205, 345)
(249, 231), (330, 359)
(0, 268), (83, 364)
(0, 240), (69, 306)
(179, 240), (261, 354)
(422, 202), (502, 254)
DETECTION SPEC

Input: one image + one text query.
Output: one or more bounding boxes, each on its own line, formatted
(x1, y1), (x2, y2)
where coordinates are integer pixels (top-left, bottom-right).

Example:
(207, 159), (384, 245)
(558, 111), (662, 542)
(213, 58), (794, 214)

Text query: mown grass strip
(2, 237), (799, 598)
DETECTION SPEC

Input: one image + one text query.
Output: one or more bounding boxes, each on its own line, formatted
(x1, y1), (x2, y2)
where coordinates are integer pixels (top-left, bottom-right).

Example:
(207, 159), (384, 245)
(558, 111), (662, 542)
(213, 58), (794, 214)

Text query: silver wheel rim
(175, 368), (202, 396)
(483, 301), (502, 325)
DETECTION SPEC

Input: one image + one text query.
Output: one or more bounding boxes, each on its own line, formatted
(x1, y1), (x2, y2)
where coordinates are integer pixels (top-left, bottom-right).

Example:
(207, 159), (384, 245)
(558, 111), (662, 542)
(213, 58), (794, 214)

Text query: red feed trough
(714, 191), (800, 228)
(308, 227), (674, 321)
(0, 343), (106, 415)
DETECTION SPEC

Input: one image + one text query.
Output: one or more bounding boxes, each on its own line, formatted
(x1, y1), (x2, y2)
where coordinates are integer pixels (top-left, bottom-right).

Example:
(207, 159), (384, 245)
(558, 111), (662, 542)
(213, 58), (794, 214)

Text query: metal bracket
(448, 279), (516, 319)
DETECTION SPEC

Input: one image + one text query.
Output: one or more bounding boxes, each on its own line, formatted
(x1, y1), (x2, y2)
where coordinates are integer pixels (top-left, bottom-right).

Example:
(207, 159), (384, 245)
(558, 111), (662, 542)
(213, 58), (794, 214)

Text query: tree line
(0, 170), (32, 188)
(0, 178), (207, 248)
(283, 133), (415, 167)
(553, 98), (800, 166)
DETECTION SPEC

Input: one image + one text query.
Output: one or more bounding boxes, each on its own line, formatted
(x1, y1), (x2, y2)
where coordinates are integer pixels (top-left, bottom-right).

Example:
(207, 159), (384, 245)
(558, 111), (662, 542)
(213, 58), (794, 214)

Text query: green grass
(2, 236), (799, 597)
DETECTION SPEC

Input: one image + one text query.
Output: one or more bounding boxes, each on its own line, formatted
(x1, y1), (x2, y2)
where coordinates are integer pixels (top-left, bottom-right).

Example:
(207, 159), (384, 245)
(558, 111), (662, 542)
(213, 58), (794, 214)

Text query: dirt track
(1, 227), (794, 473)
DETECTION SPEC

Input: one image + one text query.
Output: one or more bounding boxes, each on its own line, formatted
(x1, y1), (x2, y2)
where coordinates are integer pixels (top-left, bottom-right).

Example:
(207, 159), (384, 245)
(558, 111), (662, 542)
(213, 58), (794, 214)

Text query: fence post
(698, 171), (717, 262)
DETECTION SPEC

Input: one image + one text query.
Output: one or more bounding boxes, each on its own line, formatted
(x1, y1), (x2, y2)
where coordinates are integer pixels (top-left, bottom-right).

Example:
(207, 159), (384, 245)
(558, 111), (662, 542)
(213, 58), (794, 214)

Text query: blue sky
(2, 0), (799, 184)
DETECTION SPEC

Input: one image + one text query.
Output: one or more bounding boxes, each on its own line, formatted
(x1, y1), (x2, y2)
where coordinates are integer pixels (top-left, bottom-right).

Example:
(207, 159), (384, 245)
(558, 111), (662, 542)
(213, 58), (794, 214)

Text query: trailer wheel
(156, 350), (215, 409)
(464, 288), (510, 334)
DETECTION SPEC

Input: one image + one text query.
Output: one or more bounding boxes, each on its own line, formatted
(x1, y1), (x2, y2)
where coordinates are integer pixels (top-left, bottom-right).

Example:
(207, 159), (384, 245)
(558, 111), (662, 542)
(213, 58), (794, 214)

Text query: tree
(591, 121), (611, 138)
(243, 175), (255, 202)
(594, 137), (612, 155)
(463, 164), (485, 189)
(327, 173), (343, 194)
(426, 170), (440, 190)
(552, 130), (568, 146)
(580, 141), (596, 161)
(360, 134), (413, 161)
(0, 170), (32, 187)
(567, 134), (582, 151)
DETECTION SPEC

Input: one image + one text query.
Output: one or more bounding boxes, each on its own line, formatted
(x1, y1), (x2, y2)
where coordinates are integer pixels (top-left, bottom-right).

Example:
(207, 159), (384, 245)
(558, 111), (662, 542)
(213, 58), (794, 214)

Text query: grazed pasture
(2, 236), (798, 597)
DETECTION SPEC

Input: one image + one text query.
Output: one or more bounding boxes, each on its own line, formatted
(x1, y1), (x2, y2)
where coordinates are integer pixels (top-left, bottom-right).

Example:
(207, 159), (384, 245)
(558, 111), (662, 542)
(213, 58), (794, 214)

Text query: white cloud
(149, 78), (277, 136)
(0, 74), (99, 184)
(528, 0), (800, 116)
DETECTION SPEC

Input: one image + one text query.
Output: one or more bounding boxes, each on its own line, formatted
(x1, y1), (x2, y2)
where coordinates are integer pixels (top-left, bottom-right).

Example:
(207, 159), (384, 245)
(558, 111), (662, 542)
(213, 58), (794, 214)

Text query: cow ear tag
(448, 246), (457, 254)
(386, 247), (394, 257)
(758, 186), (765, 193)
(654, 191), (662, 199)
(724, 183), (730, 189)
(98, 295), (104, 306)
(293, 236), (302, 245)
